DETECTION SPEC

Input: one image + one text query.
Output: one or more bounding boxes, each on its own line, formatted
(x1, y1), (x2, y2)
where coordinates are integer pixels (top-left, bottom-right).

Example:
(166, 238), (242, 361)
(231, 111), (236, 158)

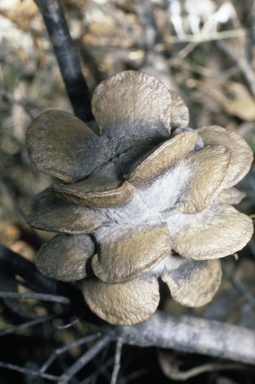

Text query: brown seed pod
(26, 71), (254, 325)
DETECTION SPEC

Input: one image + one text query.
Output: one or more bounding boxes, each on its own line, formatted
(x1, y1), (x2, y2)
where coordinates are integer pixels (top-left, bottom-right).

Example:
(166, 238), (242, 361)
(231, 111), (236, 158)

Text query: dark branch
(34, 0), (93, 122)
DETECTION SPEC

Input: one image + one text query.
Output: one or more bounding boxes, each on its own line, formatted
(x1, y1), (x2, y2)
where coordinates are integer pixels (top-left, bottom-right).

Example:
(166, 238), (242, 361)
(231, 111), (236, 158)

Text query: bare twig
(34, 0), (93, 122)
(110, 311), (255, 365)
(110, 338), (123, 384)
(80, 355), (114, 384)
(0, 334), (111, 382)
(158, 352), (245, 381)
(0, 313), (57, 337)
(39, 332), (102, 374)
(0, 361), (59, 382)
(59, 335), (111, 383)
(168, 28), (248, 43)
(0, 291), (71, 304)
(169, 42), (199, 65)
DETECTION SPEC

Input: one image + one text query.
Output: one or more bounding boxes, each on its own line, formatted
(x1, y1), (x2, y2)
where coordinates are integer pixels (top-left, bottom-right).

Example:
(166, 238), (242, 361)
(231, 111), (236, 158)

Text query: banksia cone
(26, 71), (253, 325)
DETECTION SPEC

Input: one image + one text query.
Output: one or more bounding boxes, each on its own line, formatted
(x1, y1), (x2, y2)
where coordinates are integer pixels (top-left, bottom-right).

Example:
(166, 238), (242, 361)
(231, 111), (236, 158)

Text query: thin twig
(168, 28), (248, 43)
(39, 332), (102, 373)
(0, 313), (57, 337)
(0, 361), (59, 382)
(0, 335), (110, 382)
(169, 42), (199, 65)
(80, 355), (114, 384)
(158, 352), (245, 381)
(34, 0), (93, 122)
(0, 291), (71, 304)
(90, 343), (112, 383)
(55, 315), (83, 329)
(60, 335), (111, 382)
(111, 338), (123, 384)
